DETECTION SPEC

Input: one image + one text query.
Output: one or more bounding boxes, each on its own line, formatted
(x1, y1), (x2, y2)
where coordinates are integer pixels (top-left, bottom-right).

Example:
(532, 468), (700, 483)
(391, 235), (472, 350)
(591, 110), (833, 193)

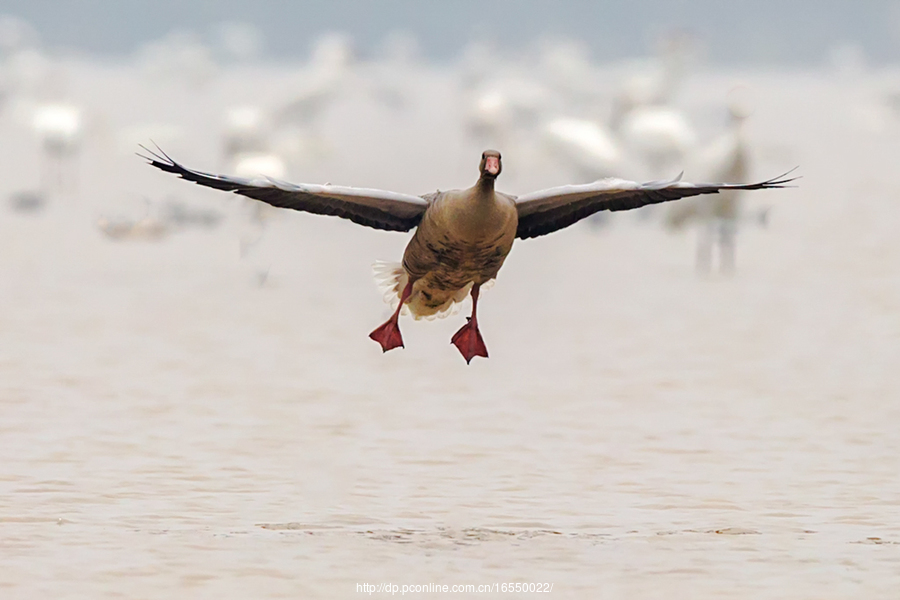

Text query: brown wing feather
(515, 171), (797, 239)
(141, 146), (428, 232)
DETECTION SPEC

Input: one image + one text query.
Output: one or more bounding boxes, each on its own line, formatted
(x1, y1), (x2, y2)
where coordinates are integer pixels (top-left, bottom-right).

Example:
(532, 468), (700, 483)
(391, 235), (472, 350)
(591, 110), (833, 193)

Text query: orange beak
(485, 156), (500, 175)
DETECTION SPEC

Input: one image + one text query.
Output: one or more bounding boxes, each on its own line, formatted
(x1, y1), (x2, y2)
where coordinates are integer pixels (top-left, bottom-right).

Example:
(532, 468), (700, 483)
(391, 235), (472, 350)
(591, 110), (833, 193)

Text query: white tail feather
(372, 260), (491, 320)
(372, 260), (410, 315)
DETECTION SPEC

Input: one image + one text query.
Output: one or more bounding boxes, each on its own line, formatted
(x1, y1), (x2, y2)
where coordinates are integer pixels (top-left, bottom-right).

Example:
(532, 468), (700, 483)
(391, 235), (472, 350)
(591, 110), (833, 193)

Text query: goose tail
(372, 261), (489, 321)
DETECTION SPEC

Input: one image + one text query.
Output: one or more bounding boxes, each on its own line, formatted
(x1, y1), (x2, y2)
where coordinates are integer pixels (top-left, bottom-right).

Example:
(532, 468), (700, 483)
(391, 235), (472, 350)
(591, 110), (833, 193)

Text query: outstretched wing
(514, 170), (798, 239)
(141, 146), (429, 232)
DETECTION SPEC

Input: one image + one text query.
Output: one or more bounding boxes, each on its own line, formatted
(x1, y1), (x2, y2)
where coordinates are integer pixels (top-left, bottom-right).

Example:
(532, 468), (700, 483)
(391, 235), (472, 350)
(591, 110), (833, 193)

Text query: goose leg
(369, 280), (414, 352)
(451, 284), (489, 364)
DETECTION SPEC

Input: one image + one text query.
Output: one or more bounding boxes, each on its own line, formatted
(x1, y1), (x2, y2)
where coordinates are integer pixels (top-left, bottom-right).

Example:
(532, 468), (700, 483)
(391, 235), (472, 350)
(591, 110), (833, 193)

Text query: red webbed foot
(451, 317), (489, 364)
(370, 279), (414, 353)
(369, 318), (404, 352)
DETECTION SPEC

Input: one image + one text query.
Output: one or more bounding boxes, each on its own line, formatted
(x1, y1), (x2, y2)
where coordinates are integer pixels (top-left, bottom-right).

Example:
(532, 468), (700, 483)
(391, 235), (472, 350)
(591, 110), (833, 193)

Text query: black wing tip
(137, 141), (185, 175)
(137, 143), (229, 187)
(698, 167), (801, 191)
(756, 166), (801, 188)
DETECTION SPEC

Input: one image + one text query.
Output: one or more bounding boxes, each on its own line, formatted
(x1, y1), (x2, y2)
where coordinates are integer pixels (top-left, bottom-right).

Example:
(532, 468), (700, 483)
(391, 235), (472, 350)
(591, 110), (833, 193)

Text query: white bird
(603, 31), (699, 180)
(541, 117), (625, 180)
(464, 76), (554, 148)
(614, 104), (697, 179)
(232, 152), (286, 180)
(222, 106), (270, 166)
(33, 102), (82, 193)
(615, 29), (695, 109)
(275, 33), (354, 129)
(666, 95), (755, 273)
(230, 151), (288, 260)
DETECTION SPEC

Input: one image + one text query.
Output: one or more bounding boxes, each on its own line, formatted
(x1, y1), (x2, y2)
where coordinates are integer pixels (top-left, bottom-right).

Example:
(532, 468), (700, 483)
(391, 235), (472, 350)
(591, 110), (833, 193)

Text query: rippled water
(2, 66), (900, 598)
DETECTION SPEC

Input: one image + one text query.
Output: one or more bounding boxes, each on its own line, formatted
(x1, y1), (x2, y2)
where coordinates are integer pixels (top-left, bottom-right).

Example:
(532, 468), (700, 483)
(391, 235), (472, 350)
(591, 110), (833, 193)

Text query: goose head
(479, 149), (502, 179)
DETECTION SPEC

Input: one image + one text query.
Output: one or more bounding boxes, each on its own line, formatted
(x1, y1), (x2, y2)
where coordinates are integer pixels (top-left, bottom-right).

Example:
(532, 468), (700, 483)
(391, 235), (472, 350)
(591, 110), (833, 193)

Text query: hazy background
(2, 2), (900, 600)
(4, 0), (900, 65)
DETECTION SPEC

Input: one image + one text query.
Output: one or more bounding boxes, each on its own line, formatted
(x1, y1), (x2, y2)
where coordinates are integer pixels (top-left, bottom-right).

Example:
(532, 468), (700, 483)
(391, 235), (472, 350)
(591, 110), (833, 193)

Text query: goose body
(401, 166), (517, 319)
(143, 146), (794, 362)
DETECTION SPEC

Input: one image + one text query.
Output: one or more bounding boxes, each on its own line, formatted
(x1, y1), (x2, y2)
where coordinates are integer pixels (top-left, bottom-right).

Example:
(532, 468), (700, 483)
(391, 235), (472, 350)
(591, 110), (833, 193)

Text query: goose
(141, 146), (794, 363)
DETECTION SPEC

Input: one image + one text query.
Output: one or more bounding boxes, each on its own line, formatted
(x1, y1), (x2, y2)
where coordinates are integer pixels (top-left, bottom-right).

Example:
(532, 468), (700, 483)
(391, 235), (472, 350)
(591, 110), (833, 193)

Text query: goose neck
(476, 175), (496, 196)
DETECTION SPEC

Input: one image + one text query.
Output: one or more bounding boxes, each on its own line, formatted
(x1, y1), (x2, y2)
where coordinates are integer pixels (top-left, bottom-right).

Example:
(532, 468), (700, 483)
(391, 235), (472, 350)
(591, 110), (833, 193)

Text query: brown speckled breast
(402, 189), (517, 301)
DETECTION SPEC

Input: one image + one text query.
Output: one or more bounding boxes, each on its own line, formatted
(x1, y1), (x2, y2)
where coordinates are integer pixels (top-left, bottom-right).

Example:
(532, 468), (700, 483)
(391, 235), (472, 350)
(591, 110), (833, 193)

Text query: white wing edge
(514, 177), (644, 213)
(139, 144), (429, 217)
(274, 180), (429, 208)
(513, 170), (786, 215)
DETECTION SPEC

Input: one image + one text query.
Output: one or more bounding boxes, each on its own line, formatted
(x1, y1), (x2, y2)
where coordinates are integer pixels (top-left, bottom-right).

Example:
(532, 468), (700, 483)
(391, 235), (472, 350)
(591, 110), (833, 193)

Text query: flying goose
(142, 146), (794, 363)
